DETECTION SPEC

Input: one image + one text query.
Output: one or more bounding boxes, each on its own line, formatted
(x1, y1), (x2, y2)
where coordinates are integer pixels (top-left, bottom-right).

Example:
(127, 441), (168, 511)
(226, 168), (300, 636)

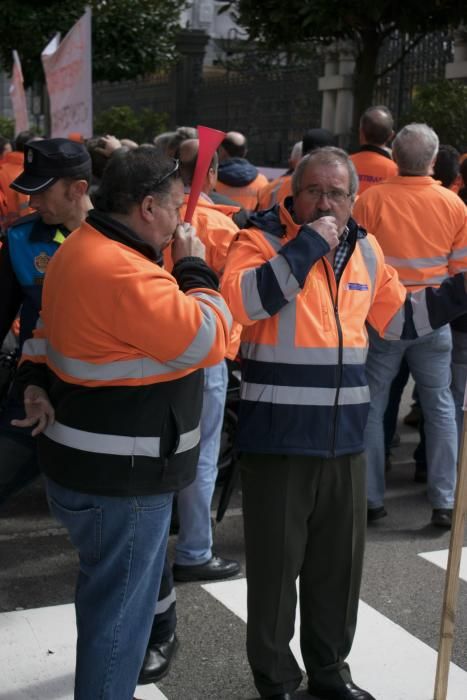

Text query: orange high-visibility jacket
(272, 175), (293, 206)
(0, 151), (33, 231)
(164, 193), (241, 359)
(258, 174), (291, 210)
(216, 172), (268, 210)
(221, 201), (467, 457)
(350, 147), (398, 194)
(353, 175), (467, 291)
(18, 211), (232, 496)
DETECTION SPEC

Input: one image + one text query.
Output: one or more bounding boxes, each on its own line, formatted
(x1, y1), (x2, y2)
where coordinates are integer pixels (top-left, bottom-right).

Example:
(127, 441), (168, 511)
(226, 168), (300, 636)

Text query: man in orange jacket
(164, 137), (241, 582)
(354, 123), (467, 528)
(221, 146), (467, 700)
(215, 131), (268, 209)
(0, 130), (38, 232)
(258, 141), (303, 210)
(350, 106), (397, 194)
(13, 147), (232, 699)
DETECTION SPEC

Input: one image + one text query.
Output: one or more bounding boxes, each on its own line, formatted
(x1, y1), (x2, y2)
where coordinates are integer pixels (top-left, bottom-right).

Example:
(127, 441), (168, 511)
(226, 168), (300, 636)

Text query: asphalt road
(1, 391), (466, 700)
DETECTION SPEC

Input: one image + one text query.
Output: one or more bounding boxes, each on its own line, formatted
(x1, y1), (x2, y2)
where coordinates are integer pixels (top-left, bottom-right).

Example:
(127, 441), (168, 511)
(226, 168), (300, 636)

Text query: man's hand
(172, 223), (206, 264)
(95, 135), (122, 157)
(309, 216), (340, 250)
(11, 385), (55, 437)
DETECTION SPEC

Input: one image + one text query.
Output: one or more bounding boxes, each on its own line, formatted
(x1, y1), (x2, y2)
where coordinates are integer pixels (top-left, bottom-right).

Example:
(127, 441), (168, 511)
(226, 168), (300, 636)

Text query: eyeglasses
(154, 158), (180, 187)
(299, 186), (351, 205)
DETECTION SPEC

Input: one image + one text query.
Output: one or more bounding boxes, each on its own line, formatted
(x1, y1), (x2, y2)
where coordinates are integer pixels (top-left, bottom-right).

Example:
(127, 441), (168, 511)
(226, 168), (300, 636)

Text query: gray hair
(392, 123), (439, 175)
(292, 146), (359, 200)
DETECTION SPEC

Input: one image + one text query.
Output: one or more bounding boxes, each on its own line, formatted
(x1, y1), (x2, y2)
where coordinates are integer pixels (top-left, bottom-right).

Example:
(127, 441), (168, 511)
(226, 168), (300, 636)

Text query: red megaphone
(184, 125), (226, 224)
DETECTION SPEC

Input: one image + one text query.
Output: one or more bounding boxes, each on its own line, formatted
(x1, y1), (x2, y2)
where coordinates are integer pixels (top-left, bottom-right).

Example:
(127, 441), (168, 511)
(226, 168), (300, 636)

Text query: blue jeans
(365, 325), (457, 510)
(46, 477), (173, 700)
(451, 330), (467, 452)
(175, 361), (228, 565)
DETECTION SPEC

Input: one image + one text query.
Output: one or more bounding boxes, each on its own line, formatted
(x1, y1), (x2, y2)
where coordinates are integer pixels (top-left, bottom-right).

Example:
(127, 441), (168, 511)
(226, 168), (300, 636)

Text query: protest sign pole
(434, 406), (467, 700)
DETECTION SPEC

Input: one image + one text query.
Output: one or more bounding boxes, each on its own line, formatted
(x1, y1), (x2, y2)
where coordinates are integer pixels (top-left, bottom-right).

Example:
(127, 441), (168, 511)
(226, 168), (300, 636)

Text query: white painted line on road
(203, 578), (467, 700)
(0, 603), (167, 700)
(419, 547), (467, 582)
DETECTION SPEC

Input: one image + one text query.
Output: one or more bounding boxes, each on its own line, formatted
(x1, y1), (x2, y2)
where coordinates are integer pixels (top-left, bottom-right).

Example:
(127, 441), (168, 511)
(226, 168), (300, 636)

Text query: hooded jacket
(216, 158), (268, 210)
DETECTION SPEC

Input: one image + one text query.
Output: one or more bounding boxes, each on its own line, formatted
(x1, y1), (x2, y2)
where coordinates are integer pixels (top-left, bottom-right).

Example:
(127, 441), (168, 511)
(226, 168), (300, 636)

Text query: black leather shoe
(367, 506), (387, 522)
(173, 555), (240, 582)
(137, 633), (178, 684)
(308, 680), (376, 700)
(431, 508), (452, 528)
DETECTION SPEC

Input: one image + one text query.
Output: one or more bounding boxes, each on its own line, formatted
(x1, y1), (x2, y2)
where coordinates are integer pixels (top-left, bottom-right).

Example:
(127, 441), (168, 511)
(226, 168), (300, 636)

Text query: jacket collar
(87, 209), (163, 265)
(247, 196), (366, 244)
(355, 144), (393, 160)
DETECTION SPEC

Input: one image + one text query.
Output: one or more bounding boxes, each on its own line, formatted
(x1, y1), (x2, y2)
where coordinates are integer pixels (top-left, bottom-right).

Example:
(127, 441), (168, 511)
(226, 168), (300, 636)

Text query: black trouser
(0, 395), (40, 508)
(241, 452), (367, 698)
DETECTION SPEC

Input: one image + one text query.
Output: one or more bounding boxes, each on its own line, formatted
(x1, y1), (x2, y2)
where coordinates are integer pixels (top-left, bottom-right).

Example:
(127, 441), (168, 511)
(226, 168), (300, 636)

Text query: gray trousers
(241, 452), (367, 697)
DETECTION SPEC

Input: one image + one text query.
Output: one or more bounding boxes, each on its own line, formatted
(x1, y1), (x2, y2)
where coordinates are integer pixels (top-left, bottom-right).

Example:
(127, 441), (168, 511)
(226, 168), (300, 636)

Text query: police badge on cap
(11, 138), (91, 195)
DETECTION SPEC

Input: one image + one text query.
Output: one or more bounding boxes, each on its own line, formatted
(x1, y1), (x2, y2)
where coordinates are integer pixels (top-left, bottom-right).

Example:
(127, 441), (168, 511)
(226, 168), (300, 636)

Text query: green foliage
(225, 1), (467, 49)
(93, 106), (168, 143)
(0, 116), (15, 140)
(0, 0), (186, 86)
(222, 0), (467, 136)
(403, 80), (467, 151)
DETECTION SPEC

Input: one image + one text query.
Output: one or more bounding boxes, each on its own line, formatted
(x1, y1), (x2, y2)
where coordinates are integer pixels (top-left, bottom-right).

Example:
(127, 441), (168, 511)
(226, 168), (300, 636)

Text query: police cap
(11, 138), (91, 194)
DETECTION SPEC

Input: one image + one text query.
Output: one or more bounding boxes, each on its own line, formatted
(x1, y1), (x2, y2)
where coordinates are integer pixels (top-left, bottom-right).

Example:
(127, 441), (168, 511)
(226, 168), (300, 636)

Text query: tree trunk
(351, 31), (383, 147)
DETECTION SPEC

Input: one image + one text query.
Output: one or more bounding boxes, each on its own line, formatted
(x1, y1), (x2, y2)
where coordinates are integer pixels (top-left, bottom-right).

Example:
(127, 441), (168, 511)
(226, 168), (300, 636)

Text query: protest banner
(41, 7), (92, 138)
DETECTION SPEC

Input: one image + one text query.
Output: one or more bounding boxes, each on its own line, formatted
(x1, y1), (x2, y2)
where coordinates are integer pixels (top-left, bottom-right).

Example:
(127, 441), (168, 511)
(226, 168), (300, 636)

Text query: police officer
(0, 138), (92, 506)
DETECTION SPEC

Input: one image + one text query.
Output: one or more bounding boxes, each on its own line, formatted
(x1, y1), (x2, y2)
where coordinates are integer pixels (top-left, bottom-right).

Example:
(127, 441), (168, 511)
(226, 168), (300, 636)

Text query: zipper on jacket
(322, 259), (343, 456)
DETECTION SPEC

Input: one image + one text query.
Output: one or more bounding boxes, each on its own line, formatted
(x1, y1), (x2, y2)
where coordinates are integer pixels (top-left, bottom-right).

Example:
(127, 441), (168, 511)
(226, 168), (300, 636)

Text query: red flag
(184, 125), (226, 224)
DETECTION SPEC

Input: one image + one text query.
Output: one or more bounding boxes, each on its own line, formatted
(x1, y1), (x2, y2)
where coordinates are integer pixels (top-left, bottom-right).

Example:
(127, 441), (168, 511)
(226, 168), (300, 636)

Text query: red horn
(184, 125), (226, 224)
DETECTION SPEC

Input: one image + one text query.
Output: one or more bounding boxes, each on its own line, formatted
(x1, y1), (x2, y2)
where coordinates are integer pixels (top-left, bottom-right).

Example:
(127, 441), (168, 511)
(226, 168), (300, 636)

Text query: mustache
(314, 210), (333, 218)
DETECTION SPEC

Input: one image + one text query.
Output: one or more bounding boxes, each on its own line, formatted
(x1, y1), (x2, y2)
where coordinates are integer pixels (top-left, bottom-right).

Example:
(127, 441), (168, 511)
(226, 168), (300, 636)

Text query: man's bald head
(359, 106), (394, 147)
(179, 138), (218, 191)
(220, 131), (248, 159)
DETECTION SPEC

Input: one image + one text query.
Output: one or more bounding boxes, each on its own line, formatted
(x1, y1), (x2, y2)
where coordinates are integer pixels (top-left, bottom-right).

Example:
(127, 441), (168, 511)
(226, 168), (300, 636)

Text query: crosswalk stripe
(0, 603), (167, 699)
(418, 547), (467, 582)
(203, 578), (467, 700)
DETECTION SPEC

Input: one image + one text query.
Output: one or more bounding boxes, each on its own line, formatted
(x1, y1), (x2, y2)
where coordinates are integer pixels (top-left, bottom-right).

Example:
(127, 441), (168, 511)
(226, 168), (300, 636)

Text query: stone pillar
(318, 41), (356, 147)
(173, 29), (209, 126)
(445, 26), (467, 79)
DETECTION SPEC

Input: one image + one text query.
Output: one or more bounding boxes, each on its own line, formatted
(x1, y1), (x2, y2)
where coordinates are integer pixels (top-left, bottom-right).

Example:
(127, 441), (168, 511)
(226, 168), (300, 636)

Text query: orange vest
(0, 151), (33, 231)
(353, 175), (467, 290)
(258, 174), (289, 209)
(350, 149), (398, 194)
(215, 172), (268, 210)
